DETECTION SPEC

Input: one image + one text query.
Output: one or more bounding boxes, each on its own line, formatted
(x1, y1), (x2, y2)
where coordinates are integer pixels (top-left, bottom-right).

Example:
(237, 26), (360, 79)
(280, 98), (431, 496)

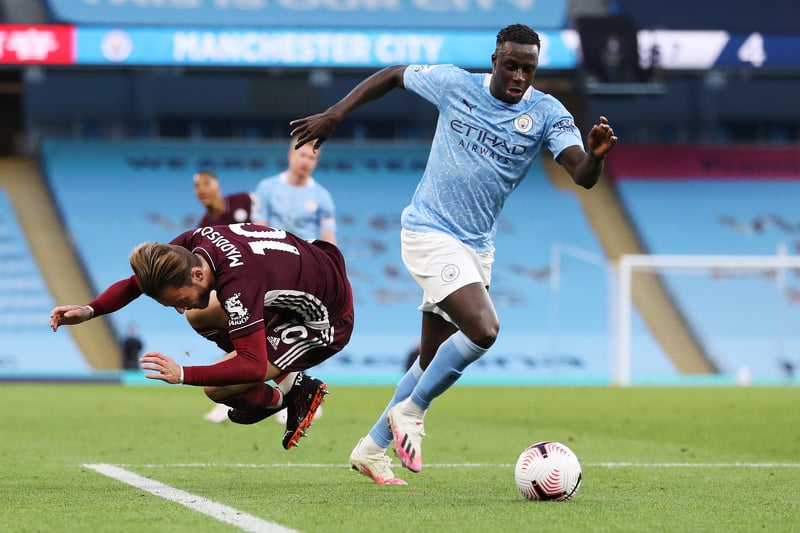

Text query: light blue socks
(410, 331), (487, 410)
(368, 357), (424, 448)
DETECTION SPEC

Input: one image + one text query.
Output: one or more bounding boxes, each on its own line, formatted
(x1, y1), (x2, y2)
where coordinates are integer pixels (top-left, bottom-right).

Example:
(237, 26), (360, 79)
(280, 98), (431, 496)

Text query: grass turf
(2, 384), (799, 532)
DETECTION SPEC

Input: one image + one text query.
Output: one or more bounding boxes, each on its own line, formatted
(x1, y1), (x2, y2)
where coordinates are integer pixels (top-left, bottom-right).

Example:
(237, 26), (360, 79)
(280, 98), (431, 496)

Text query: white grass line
(83, 463), (300, 533)
(590, 462), (800, 468)
(113, 462), (800, 469)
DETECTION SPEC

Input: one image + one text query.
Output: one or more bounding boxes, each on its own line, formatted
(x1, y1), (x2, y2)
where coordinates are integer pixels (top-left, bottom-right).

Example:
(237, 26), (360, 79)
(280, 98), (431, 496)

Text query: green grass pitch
(2, 384), (799, 532)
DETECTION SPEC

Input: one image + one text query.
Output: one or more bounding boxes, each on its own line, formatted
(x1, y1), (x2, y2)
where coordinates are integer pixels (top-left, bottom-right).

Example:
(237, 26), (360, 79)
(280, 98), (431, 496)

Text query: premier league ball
(514, 441), (582, 501)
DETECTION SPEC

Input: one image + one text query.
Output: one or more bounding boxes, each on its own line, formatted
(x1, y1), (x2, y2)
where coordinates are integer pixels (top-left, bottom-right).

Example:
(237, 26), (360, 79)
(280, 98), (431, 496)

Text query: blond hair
(129, 242), (199, 298)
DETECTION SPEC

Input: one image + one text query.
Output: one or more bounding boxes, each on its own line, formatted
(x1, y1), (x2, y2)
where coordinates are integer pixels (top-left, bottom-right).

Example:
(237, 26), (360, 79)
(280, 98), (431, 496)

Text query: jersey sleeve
(216, 273), (267, 340)
(317, 187), (336, 233)
(403, 64), (461, 108)
(182, 328), (268, 386)
(542, 96), (585, 159)
(88, 275), (142, 316)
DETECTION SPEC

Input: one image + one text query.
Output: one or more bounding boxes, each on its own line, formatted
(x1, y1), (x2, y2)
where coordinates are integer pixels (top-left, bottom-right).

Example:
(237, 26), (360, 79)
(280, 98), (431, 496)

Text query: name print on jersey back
(173, 223), (352, 340)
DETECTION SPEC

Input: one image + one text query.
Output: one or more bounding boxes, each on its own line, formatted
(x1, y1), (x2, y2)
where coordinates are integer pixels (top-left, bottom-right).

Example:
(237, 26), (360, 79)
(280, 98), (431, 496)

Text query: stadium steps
(0, 157), (122, 369)
(543, 154), (717, 374)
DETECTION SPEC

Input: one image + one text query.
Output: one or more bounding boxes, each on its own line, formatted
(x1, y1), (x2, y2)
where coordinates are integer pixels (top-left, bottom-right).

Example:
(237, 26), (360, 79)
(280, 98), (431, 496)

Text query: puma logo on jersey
(461, 98), (477, 112)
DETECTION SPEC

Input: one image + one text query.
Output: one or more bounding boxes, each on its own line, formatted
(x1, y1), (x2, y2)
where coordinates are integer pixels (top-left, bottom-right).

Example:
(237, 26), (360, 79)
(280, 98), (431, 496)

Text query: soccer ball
(514, 441), (582, 501)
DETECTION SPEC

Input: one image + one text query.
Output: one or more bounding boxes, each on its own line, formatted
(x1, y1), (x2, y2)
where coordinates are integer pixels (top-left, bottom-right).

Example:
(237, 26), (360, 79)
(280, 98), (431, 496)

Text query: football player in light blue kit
(254, 135), (336, 244)
(291, 24), (617, 485)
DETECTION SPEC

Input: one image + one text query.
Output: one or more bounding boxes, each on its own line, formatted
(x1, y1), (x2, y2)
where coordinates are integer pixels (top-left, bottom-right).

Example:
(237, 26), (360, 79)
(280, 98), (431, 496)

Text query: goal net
(613, 251), (800, 386)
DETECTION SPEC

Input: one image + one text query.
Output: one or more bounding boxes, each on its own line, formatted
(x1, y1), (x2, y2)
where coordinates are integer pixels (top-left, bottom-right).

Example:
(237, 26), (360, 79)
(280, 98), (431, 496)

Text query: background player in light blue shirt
(251, 135), (336, 425)
(254, 136), (336, 244)
(292, 23), (617, 485)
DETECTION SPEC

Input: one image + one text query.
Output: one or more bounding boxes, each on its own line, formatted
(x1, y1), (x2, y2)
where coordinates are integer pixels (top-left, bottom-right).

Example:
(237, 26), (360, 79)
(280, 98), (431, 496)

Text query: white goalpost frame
(614, 250), (800, 386)
(549, 241), (615, 369)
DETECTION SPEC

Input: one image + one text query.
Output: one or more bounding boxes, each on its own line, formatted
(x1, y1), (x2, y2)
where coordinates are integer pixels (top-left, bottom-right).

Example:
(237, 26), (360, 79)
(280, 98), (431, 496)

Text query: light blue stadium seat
(0, 189), (87, 375)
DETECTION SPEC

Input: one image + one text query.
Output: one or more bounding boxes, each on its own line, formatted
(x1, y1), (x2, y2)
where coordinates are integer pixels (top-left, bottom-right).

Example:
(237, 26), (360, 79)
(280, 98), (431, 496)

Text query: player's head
(193, 170), (222, 207)
(287, 133), (320, 181)
(129, 242), (212, 313)
(490, 24), (541, 104)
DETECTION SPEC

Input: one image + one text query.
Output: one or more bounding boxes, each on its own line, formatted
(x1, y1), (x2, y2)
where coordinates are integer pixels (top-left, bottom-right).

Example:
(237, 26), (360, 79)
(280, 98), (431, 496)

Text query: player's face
(287, 143), (320, 179)
(156, 282), (212, 314)
(193, 173), (220, 207)
(490, 42), (539, 104)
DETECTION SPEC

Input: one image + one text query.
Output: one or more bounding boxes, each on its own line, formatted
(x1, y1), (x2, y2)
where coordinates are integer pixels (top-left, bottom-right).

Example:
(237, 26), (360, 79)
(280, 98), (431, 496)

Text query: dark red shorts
(264, 309), (354, 372)
(195, 309), (353, 372)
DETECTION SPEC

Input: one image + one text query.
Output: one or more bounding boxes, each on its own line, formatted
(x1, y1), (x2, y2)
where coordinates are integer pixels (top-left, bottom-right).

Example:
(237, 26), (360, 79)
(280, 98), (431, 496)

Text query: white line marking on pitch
(83, 463), (300, 533)
(114, 462), (800, 469)
(590, 462), (800, 468)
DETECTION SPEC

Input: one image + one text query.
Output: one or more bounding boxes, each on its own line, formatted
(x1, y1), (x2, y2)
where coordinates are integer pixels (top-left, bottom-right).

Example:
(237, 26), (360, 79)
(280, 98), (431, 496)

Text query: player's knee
(472, 332), (498, 350)
(470, 320), (499, 349)
(203, 386), (225, 401)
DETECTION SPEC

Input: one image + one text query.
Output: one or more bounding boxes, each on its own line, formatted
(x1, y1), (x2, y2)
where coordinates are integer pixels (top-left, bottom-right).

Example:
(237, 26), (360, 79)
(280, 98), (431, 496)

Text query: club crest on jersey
(224, 293), (250, 326)
(514, 114), (533, 133)
(304, 199), (318, 213)
(441, 264), (460, 282)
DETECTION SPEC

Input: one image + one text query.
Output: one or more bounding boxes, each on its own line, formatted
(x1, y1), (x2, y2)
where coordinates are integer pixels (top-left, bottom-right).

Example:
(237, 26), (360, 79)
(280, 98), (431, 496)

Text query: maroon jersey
(197, 193), (256, 227)
(170, 223), (352, 341)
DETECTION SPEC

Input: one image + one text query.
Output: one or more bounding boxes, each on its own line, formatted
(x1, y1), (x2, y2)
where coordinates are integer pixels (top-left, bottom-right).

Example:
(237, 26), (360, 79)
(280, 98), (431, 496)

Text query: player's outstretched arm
(50, 304), (94, 331)
(290, 65), (407, 151)
(50, 276), (143, 332)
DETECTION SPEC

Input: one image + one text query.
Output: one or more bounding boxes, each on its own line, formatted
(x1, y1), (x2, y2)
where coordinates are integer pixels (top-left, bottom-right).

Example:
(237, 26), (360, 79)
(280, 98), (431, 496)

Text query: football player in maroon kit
(193, 170), (264, 227)
(50, 223), (353, 450)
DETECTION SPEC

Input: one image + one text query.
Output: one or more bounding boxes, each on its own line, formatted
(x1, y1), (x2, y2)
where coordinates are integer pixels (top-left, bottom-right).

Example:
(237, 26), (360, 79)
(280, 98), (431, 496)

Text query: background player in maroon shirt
(50, 223), (354, 450)
(193, 170), (264, 227)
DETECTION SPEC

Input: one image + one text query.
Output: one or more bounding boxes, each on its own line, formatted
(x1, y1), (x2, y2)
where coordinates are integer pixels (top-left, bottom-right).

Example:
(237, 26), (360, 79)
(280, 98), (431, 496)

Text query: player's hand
(49, 305), (93, 331)
(140, 351), (182, 384)
(587, 116), (618, 158)
(289, 112), (340, 151)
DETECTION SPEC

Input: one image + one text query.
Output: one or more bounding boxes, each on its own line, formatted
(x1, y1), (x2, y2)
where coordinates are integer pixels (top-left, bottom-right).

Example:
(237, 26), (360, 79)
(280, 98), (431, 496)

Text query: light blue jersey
(401, 64), (584, 253)
(254, 172), (336, 240)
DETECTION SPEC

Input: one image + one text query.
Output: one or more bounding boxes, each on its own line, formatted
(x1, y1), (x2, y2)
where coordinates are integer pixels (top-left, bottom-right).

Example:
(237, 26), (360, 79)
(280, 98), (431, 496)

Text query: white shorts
(401, 229), (494, 322)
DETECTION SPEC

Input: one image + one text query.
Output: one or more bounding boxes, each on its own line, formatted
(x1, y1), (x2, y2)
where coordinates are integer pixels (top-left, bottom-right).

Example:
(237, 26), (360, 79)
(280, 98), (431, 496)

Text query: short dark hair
(194, 170), (218, 180)
(496, 24), (540, 48)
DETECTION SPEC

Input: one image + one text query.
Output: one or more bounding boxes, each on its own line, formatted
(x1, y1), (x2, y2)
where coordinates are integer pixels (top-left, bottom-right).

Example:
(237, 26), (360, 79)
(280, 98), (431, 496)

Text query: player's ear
(191, 266), (205, 283)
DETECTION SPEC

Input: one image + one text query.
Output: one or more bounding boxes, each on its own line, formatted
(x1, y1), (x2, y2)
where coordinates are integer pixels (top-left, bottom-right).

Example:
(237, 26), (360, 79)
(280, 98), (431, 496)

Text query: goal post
(614, 251), (800, 386)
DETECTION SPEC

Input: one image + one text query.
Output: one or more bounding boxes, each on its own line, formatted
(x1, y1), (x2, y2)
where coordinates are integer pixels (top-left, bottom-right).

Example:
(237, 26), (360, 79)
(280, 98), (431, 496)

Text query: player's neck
(285, 171), (310, 187)
(207, 197), (226, 215)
